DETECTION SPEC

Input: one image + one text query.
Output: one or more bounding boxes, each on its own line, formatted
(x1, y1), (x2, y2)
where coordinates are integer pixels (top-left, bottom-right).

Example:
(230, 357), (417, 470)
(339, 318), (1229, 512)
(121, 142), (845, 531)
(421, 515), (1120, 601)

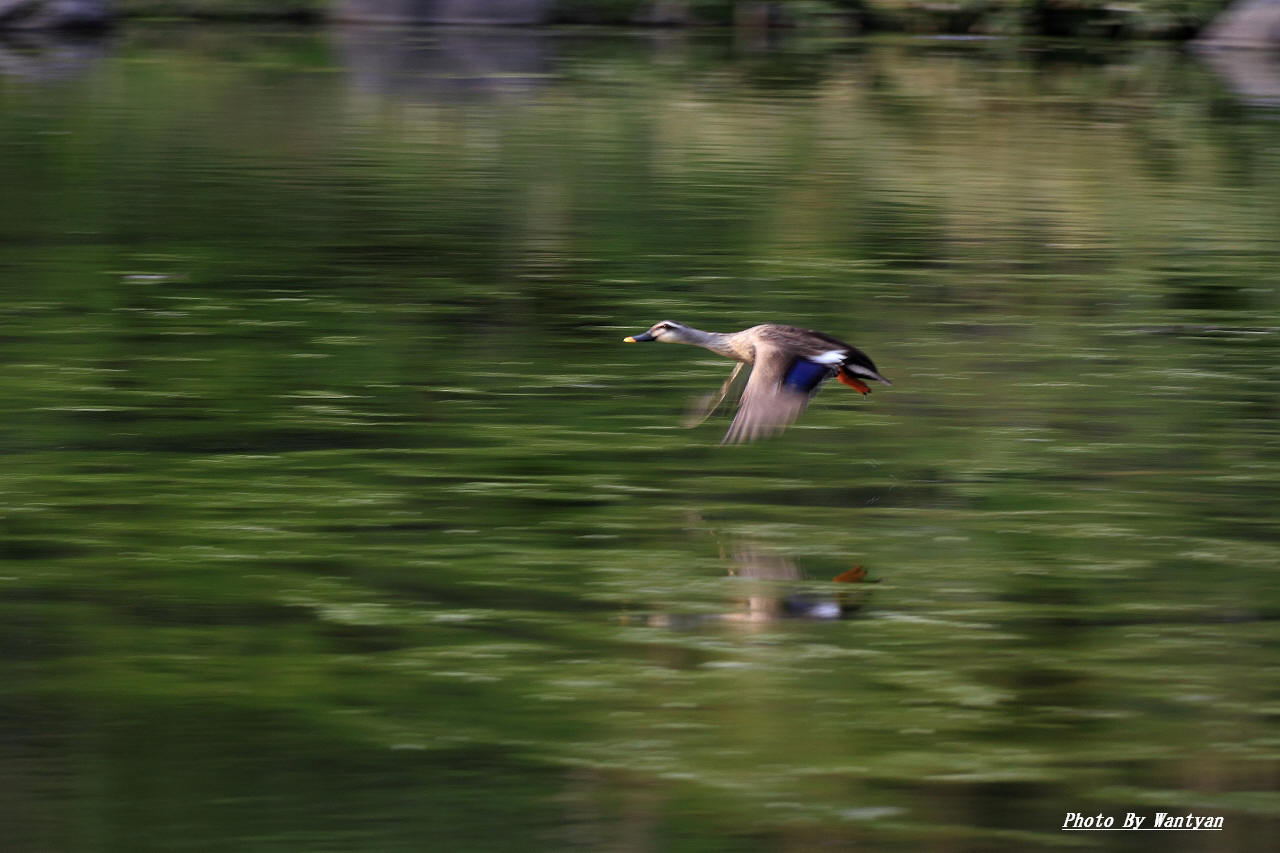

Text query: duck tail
(838, 349), (892, 392)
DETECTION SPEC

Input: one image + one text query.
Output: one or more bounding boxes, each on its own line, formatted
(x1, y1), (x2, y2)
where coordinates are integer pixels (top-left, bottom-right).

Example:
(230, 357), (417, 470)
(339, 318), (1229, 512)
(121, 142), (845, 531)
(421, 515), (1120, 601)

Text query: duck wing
(723, 345), (826, 444)
(683, 362), (744, 428)
(770, 326), (892, 388)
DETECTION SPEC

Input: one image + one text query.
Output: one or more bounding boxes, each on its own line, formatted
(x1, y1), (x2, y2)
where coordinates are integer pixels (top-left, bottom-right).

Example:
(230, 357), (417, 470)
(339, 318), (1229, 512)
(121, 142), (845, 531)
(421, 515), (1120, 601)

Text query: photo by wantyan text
(1062, 812), (1224, 830)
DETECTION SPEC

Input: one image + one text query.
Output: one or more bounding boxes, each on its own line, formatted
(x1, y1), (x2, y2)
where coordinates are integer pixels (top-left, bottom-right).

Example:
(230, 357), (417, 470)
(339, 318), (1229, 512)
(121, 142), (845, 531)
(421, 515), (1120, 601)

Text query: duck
(623, 321), (891, 444)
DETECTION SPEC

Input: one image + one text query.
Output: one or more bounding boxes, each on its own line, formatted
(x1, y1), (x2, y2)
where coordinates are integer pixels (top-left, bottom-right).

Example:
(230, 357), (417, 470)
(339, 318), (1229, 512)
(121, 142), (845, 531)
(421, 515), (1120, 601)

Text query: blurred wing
(722, 347), (815, 444)
(683, 362), (744, 428)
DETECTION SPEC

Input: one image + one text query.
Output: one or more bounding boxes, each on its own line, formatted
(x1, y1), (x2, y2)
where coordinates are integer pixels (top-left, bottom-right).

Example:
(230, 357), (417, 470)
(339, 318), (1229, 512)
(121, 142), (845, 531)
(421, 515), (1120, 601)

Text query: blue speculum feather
(782, 359), (832, 393)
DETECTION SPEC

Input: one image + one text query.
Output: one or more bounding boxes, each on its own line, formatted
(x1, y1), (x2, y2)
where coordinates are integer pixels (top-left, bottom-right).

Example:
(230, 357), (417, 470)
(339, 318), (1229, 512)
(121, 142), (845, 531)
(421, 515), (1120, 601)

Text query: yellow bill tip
(623, 336), (636, 343)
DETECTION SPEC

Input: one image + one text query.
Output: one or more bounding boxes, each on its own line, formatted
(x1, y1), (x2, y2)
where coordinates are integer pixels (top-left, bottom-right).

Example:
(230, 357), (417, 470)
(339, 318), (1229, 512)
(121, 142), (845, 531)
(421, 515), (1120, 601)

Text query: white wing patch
(812, 349), (846, 365)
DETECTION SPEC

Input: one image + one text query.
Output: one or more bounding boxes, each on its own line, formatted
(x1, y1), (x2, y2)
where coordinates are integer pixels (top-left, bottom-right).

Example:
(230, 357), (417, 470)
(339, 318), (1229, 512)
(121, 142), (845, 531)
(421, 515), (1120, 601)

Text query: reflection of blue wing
(782, 359), (831, 393)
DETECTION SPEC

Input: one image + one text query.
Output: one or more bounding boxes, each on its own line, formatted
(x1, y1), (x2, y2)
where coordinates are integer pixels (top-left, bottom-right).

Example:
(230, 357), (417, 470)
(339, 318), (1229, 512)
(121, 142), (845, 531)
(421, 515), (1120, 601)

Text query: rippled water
(2, 24), (1278, 852)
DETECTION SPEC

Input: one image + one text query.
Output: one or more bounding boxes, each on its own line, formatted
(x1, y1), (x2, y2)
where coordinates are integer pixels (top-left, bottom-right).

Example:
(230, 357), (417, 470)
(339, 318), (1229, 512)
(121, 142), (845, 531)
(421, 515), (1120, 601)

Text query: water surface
(2, 24), (1278, 852)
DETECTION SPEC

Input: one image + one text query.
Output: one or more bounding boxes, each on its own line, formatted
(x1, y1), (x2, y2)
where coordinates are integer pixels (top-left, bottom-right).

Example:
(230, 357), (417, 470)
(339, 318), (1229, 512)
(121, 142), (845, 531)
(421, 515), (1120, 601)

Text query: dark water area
(1, 23), (1279, 852)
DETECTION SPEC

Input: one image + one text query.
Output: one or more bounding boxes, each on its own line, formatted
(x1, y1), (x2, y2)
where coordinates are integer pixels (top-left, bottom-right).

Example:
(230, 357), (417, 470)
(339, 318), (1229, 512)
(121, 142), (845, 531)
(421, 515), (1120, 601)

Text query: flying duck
(623, 321), (890, 444)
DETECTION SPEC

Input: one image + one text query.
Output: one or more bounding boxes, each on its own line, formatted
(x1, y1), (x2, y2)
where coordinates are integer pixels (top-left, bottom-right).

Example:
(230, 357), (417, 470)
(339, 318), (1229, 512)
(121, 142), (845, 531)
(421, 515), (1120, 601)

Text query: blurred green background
(1, 23), (1277, 853)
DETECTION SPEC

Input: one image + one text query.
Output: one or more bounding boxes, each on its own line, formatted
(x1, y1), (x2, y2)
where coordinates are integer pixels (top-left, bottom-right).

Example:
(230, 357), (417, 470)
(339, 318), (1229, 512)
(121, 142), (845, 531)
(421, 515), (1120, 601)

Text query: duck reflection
(625, 536), (876, 629)
(719, 543), (874, 624)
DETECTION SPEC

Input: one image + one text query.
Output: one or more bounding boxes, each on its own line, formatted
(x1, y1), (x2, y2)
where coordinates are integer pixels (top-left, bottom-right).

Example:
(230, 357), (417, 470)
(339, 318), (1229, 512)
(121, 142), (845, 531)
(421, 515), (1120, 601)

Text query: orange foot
(836, 371), (870, 395)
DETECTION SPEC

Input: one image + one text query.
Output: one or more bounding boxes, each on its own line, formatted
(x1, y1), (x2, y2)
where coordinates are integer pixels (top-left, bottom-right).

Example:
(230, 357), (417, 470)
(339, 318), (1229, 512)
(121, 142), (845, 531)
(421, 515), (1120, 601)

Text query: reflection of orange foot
(832, 566), (867, 584)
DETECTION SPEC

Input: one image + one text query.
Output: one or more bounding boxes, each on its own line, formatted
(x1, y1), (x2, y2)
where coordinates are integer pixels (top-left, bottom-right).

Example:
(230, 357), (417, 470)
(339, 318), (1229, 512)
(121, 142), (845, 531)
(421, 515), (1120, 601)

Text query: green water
(2, 24), (1278, 852)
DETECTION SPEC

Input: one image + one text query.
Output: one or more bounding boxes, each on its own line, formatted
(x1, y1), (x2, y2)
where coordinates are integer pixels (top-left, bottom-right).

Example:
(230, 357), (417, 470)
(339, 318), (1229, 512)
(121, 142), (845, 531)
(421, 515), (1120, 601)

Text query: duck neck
(682, 327), (738, 359)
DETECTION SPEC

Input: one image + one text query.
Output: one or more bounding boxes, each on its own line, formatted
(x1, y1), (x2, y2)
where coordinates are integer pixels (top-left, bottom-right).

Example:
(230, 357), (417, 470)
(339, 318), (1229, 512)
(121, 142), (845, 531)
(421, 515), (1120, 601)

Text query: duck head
(623, 321), (694, 344)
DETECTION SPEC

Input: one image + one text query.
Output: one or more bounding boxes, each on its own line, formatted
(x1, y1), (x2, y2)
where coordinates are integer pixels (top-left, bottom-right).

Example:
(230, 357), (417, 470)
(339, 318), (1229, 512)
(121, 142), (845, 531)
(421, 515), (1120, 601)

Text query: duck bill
(623, 331), (655, 343)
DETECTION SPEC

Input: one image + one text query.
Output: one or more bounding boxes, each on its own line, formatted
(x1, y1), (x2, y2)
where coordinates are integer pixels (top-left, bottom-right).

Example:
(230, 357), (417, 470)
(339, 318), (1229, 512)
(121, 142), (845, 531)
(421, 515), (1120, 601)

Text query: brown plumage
(623, 321), (891, 444)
